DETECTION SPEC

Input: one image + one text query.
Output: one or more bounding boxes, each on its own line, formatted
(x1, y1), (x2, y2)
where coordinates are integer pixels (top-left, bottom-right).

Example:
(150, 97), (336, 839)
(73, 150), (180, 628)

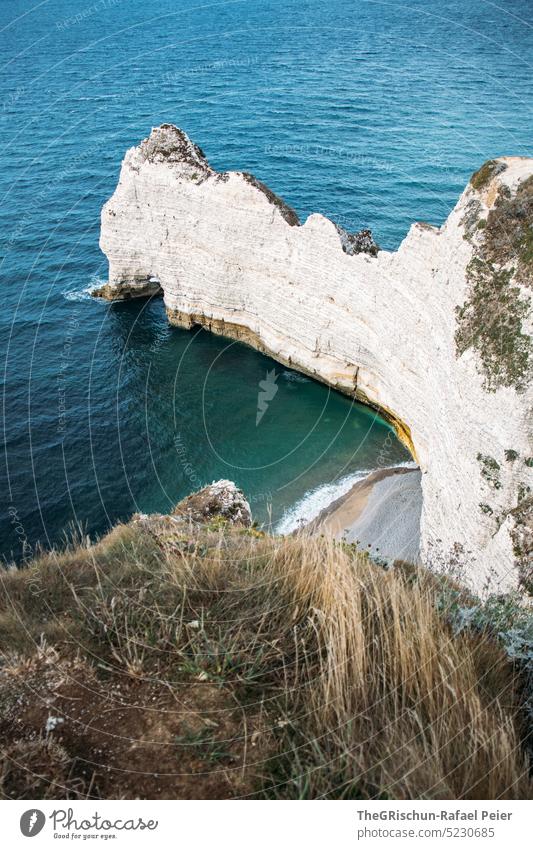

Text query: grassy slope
(0, 516), (531, 800)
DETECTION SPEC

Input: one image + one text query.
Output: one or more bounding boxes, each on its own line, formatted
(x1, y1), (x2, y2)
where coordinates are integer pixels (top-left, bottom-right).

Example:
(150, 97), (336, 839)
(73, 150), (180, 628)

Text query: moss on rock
(241, 172), (300, 226)
(457, 169), (532, 392)
(482, 176), (533, 285)
(470, 159), (508, 191)
(477, 453), (502, 489)
(455, 259), (531, 392)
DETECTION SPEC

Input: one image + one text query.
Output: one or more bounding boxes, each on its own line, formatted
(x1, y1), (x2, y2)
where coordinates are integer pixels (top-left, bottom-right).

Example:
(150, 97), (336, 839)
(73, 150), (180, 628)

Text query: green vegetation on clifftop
(456, 171), (532, 392)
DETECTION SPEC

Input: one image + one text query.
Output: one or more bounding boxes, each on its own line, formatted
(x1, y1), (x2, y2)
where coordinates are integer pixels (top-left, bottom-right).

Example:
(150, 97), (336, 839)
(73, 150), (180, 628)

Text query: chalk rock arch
(99, 125), (533, 595)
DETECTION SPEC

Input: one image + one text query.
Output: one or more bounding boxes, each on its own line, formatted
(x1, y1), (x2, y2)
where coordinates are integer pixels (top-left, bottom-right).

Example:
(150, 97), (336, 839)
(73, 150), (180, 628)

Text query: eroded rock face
(100, 125), (533, 595)
(335, 224), (380, 257)
(172, 480), (252, 527)
(137, 123), (212, 175)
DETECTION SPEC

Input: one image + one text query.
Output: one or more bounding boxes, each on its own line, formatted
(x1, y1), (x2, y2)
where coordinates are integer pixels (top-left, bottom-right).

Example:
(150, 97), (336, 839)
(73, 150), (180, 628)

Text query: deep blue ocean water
(1, 0), (531, 561)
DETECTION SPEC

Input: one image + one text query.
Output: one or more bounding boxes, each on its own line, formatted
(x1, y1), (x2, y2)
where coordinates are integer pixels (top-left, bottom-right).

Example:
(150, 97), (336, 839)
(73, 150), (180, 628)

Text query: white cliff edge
(99, 125), (532, 596)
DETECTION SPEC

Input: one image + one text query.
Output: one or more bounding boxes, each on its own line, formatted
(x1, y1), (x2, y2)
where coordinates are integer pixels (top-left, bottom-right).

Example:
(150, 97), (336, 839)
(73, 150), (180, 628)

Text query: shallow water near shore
(1, 0), (531, 560)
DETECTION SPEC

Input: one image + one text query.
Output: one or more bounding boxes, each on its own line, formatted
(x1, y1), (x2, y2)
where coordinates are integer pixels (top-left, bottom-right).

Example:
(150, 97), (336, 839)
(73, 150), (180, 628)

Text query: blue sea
(1, 0), (531, 561)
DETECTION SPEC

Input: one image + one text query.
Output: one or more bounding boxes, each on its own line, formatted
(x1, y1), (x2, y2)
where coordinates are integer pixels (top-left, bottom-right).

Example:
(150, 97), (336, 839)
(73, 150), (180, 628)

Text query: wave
(275, 461), (418, 535)
(62, 277), (105, 302)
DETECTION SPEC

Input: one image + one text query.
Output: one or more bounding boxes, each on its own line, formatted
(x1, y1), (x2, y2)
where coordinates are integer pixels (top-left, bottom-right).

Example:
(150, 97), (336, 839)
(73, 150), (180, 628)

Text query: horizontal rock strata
(99, 125), (533, 595)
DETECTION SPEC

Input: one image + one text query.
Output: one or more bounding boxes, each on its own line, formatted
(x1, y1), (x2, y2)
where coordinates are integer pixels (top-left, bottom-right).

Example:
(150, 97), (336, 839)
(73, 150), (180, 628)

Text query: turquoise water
(1, 0), (531, 560)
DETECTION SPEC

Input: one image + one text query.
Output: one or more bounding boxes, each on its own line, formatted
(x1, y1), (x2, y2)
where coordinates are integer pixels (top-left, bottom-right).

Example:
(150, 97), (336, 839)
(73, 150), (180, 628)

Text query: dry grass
(0, 520), (531, 799)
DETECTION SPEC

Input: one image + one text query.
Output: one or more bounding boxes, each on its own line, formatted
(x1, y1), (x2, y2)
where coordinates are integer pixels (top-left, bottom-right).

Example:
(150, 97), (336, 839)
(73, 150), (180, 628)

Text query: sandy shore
(308, 466), (422, 564)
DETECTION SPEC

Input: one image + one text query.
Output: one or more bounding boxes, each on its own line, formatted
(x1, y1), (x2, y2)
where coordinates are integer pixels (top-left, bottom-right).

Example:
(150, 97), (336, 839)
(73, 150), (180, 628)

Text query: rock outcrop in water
(172, 479), (252, 527)
(133, 480), (253, 549)
(98, 125), (533, 595)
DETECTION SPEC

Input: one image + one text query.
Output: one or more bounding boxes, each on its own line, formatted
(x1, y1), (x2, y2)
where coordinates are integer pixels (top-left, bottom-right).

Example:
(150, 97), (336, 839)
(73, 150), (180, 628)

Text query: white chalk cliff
(99, 125), (532, 595)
